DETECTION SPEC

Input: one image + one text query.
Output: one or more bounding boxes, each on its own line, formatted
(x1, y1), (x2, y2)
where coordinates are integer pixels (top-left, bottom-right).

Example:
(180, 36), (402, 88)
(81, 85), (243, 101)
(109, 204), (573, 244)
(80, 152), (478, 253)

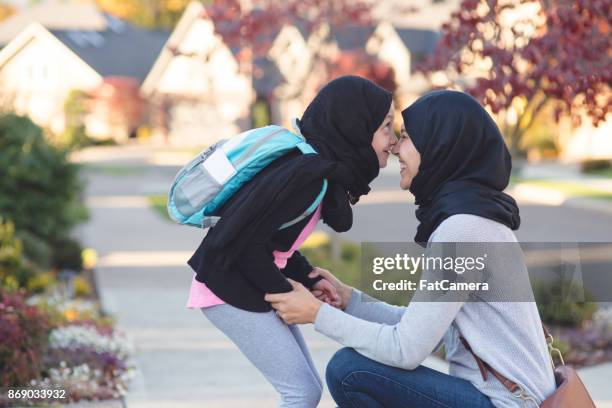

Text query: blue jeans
(326, 348), (495, 408)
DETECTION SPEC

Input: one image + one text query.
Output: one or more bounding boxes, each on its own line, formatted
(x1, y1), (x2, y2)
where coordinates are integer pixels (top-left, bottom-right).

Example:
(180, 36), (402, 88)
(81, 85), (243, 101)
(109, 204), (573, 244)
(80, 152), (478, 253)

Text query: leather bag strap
(459, 335), (521, 393)
(459, 325), (552, 394)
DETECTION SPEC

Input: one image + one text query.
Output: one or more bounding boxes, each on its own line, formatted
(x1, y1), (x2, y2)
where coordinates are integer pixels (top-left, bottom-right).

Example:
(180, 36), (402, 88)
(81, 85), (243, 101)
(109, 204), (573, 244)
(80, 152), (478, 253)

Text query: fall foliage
(95, 0), (192, 29)
(0, 1), (15, 23)
(419, 0), (611, 152)
(203, 0), (396, 91)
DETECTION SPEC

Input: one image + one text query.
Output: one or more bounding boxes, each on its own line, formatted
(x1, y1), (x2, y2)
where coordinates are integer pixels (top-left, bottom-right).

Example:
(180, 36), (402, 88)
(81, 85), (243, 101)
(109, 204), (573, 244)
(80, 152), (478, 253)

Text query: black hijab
(298, 75), (393, 204)
(195, 76), (392, 273)
(401, 90), (520, 244)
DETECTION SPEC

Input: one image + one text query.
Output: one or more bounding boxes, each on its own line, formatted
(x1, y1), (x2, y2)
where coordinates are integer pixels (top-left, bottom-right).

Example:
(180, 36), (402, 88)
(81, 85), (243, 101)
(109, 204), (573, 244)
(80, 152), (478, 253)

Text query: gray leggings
(201, 303), (323, 407)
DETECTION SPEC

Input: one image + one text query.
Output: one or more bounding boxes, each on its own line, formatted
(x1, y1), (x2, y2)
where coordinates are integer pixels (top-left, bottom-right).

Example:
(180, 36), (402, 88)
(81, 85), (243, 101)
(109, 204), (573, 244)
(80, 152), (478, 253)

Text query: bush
(533, 277), (597, 327)
(0, 288), (53, 387)
(16, 230), (53, 271)
(581, 159), (612, 174)
(0, 113), (88, 269)
(301, 239), (362, 289)
(59, 124), (90, 150)
(0, 218), (21, 272)
(51, 237), (83, 271)
(0, 217), (37, 290)
(74, 276), (93, 298)
(56, 125), (117, 151)
(27, 272), (57, 294)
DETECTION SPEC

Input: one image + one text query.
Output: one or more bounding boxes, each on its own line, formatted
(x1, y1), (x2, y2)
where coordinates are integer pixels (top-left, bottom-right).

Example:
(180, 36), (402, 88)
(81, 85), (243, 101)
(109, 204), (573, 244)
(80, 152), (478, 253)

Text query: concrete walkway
(76, 146), (612, 407)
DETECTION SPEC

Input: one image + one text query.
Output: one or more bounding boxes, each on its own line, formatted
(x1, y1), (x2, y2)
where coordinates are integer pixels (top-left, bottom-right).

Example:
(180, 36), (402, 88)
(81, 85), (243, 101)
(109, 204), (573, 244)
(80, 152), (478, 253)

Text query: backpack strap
(296, 141), (316, 154)
(278, 133), (327, 230)
(279, 179), (327, 230)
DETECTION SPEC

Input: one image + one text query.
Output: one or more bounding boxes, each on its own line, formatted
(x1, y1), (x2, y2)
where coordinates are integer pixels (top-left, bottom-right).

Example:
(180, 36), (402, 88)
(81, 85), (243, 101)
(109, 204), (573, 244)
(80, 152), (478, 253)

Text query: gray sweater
(315, 214), (557, 407)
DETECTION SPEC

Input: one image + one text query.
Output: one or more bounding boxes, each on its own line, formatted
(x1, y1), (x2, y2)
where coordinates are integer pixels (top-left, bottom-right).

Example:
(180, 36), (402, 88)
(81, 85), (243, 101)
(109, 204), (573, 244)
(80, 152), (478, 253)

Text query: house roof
(332, 23), (440, 60)
(0, 13), (169, 84)
(395, 28), (440, 62)
(332, 25), (376, 50)
(0, 2), (107, 45)
(141, 0), (205, 95)
(0, 22), (101, 80)
(51, 15), (169, 83)
(252, 57), (283, 98)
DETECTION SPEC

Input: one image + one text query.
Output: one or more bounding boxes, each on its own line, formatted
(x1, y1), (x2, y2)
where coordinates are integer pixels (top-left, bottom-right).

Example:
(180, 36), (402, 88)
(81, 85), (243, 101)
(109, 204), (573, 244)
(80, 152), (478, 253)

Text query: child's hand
(311, 278), (342, 308)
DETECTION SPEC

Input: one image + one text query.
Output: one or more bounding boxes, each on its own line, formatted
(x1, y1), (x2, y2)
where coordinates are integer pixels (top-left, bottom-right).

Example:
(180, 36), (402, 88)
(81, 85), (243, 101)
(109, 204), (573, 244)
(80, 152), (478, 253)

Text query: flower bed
(550, 307), (612, 368)
(0, 289), (134, 407)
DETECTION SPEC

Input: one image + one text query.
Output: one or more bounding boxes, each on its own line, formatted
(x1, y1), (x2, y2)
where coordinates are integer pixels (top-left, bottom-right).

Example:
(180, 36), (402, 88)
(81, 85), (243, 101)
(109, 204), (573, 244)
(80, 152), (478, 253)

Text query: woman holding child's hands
(266, 267), (352, 324)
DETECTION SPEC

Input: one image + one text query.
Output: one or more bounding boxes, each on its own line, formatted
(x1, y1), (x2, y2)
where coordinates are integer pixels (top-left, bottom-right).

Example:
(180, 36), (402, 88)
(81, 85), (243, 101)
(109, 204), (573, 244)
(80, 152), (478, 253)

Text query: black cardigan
(188, 150), (324, 312)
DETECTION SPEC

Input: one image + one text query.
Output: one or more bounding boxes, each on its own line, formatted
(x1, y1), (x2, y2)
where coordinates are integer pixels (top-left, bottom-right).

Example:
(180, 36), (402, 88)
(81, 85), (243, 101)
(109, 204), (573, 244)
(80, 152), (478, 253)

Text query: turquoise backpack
(167, 125), (328, 229)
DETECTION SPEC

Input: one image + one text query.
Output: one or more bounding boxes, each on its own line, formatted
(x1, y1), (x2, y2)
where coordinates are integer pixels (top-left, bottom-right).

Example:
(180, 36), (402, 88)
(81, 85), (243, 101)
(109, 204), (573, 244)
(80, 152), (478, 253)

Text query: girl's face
(371, 101), (397, 168)
(392, 124), (421, 190)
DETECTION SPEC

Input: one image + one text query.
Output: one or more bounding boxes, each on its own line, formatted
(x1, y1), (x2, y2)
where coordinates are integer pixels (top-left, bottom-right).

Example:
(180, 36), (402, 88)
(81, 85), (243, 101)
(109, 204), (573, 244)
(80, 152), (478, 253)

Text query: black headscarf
(196, 76), (392, 272)
(401, 90), (520, 244)
(298, 75), (393, 204)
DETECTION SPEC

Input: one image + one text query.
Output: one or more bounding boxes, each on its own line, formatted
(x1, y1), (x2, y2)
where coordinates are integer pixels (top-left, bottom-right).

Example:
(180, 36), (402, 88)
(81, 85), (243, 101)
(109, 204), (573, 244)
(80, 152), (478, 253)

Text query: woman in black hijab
(188, 76), (397, 407)
(268, 91), (556, 407)
(399, 89), (520, 244)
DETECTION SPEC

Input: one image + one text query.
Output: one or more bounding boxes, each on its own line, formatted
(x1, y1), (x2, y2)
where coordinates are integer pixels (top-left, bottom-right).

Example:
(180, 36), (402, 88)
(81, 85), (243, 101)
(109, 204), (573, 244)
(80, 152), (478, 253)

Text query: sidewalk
(510, 161), (612, 214)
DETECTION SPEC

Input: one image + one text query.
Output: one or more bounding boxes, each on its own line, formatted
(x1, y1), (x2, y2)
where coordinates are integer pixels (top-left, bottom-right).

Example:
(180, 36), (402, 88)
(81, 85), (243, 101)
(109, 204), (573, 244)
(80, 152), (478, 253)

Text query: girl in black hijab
(187, 76), (396, 407)
(397, 90), (520, 244)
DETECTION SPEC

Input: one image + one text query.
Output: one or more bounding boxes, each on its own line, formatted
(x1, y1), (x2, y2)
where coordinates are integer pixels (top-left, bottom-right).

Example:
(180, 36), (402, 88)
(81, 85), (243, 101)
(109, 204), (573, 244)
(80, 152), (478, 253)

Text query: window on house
(25, 64), (53, 89)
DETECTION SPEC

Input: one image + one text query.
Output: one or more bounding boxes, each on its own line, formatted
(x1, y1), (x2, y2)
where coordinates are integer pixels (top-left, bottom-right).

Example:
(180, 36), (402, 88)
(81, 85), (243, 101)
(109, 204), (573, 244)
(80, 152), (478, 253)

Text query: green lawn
(584, 167), (612, 178)
(84, 164), (145, 176)
(517, 179), (612, 200)
(148, 194), (171, 220)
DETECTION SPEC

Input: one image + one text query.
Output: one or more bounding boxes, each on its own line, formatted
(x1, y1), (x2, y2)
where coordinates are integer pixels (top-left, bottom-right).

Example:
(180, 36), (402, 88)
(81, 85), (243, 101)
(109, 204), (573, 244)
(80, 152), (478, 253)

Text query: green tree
(0, 114), (88, 269)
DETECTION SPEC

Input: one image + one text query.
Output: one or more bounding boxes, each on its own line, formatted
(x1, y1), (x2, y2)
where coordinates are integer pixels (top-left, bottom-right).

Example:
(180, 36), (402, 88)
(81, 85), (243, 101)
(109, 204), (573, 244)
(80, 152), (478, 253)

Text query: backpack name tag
(201, 149), (236, 185)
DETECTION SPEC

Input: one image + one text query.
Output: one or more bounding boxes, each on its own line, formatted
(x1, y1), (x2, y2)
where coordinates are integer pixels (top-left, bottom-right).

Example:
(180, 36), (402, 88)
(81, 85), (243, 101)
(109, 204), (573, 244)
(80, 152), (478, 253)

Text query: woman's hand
(311, 278), (342, 308)
(265, 279), (323, 324)
(308, 267), (353, 310)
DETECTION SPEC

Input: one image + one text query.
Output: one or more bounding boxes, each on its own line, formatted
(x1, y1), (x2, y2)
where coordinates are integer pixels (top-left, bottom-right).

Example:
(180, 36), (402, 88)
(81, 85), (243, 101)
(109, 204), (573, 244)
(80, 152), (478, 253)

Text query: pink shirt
(186, 203), (323, 309)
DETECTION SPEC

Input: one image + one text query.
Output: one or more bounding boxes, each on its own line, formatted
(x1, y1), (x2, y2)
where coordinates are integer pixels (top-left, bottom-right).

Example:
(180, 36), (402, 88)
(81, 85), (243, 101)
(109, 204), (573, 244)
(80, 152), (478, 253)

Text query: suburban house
(0, 2), (107, 45)
(558, 117), (612, 162)
(253, 21), (440, 130)
(329, 22), (439, 107)
(0, 4), (169, 141)
(140, 1), (253, 146)
(254, 22), (329, 129)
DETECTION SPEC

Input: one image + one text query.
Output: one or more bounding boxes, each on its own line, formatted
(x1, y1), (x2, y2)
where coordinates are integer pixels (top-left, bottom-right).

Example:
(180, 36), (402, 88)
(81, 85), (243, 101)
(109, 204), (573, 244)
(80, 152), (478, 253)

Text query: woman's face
(371, 101), (397, 168)
(392, 124), (421, 190)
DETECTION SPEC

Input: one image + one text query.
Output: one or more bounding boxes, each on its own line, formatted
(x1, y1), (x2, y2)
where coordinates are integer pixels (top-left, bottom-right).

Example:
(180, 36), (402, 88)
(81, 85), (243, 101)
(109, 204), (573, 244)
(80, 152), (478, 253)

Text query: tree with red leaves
(420, 0), (611, 153)
(203, 0), (396, 92)
(331, 51), (397, 96)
